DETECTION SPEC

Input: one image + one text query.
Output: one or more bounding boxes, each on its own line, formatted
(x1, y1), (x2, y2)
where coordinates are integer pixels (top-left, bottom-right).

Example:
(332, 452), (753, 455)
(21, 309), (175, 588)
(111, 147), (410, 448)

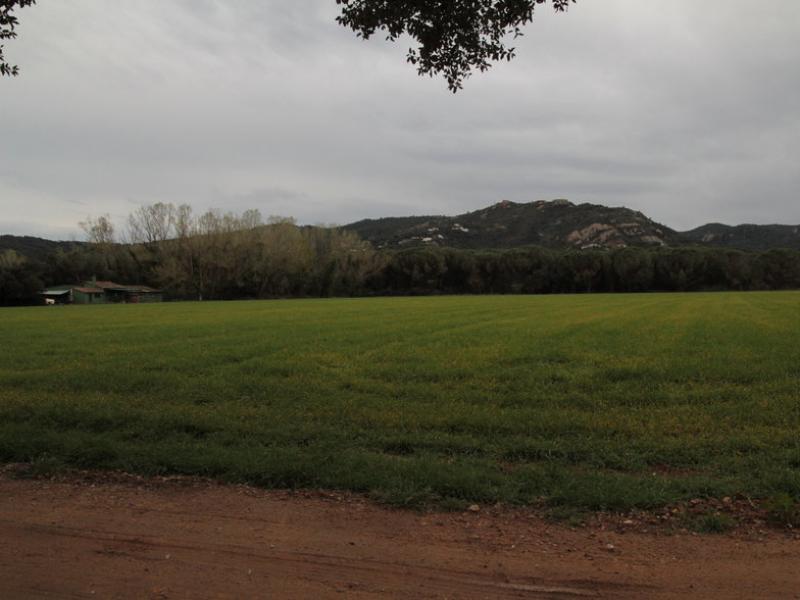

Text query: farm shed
(39, 287), (72, 305)
(39, 281), (163, 305)
(40, 285), (105, 305)
(73, 287), (106, 304)
(90, 281), (163, 303)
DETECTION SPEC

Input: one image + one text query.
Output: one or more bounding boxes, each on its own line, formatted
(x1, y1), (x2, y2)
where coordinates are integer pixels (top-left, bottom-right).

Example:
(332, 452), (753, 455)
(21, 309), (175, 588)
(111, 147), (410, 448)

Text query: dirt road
(1, 473), (798, 599)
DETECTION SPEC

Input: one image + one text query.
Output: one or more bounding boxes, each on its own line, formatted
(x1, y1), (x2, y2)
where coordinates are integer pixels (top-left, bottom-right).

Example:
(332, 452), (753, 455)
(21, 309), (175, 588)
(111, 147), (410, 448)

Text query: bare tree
(79, 214), (115, 245)
(174, 204), (193, 239)
(79, 203), (383, 301)
(240, 209), (263, 230)
(127, 202), (175, 244)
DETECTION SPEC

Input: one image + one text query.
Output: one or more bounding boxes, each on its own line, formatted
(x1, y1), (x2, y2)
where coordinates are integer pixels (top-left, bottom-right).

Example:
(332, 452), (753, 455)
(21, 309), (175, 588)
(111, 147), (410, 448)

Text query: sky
(1, 0), (799, 240)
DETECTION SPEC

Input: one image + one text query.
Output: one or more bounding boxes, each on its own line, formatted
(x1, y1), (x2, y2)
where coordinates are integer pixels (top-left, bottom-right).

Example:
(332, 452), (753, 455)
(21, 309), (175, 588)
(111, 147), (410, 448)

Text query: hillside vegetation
(344, 199), (800, 251)
(1, 293), (798, 511)
(345, 199), (678, 249)
(0, 235), (82, 261)
(3, 201), (800, 306)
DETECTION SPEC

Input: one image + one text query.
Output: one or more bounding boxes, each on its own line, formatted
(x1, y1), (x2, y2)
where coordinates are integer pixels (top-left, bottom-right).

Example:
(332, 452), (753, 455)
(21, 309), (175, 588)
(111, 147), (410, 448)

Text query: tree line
(1, 202), (799, 305)
(67, 203), (381, 302)
(371, 245), (800, 295)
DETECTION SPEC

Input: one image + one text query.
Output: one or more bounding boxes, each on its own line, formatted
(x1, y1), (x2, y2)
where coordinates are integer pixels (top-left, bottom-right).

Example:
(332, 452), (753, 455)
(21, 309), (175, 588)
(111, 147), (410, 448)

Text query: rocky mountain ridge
(344, 200), (800, 251)
(3, 200), (799, 257)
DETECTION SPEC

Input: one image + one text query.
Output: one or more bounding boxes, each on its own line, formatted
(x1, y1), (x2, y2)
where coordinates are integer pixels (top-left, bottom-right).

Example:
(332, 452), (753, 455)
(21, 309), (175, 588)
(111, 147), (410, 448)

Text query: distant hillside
(344, 200), (800, 251)
(0, 235), (83, 261)
(344, 200), (680, 250)
(4, 201), (800, 259)
(681, 223), (800, 251)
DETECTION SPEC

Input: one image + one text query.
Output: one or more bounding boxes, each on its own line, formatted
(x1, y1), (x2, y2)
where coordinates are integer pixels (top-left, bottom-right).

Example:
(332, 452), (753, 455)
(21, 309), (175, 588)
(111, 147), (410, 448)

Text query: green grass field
(1, 293), (798, 511)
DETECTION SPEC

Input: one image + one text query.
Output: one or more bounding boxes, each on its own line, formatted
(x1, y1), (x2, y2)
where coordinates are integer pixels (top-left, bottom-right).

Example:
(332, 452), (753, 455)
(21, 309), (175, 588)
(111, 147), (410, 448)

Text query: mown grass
(1, 293), (798, 511)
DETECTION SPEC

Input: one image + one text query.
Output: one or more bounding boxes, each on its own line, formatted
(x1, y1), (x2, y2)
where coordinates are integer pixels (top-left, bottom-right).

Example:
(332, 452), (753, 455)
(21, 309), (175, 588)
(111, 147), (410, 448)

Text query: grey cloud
(1, 0), (798, 239)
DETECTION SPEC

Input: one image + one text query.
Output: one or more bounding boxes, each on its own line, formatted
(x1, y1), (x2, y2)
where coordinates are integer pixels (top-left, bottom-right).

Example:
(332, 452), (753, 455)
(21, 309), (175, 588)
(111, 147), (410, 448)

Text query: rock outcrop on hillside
(4, 200), (799, 257)
(344, 200), (800, 251)
(344, 200), (679, 250)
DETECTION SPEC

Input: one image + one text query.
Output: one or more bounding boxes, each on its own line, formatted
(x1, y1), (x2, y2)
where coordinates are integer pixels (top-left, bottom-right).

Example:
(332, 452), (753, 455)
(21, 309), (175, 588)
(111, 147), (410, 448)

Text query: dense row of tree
(0, 249), (43, 305)
(66, 204), (382, 302)
(1, 203), (799, 306)
(371, 246), (800, 295)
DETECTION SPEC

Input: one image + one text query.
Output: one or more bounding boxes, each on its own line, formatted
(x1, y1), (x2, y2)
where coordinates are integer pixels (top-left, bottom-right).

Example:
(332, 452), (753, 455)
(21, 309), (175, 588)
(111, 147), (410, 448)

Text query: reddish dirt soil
(1, 473), (798, 599)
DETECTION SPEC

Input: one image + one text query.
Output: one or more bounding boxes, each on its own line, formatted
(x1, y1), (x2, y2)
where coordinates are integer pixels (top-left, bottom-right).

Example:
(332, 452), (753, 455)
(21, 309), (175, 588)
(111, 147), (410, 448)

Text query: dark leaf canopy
(1, 0), (35, 76)
(2, 1), (575, 86)
(336, 0), (575, 91)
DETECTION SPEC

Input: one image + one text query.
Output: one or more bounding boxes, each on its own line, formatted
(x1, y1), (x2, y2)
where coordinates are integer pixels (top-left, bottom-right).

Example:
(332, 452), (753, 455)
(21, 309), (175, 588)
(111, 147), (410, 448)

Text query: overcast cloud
(1, 0), (799, 239)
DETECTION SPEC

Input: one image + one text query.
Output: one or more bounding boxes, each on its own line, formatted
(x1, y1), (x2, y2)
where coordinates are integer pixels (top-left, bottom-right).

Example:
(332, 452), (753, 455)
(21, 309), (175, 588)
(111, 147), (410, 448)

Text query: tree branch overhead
(336, 0), (575, 91)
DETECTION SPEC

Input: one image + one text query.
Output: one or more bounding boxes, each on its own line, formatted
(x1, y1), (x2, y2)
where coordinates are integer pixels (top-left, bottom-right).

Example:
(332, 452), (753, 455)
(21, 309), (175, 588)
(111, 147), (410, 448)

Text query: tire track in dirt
(2, 520), (620, 598)
(1, 475), (798, 599)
